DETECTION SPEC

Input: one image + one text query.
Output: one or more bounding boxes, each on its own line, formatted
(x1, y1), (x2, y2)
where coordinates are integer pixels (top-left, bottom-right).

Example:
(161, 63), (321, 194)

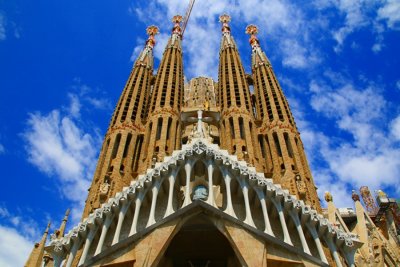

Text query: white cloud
(0, 143), (5, 154)
(71, 81), (112, 112)
(377, 0), (400, 29)
(331, 0), (368, 52)
(67, 93), (81, 118)
(0, 225), (33, 267)
(131, 0), (323, 77)
(390, 115), (400, 140)
(0, 12), (6, 41)
(22, 93), (101, 222)
(310, 77), (386, 150)
(85, 97), (112, 110)
(299, 73), (400, 204)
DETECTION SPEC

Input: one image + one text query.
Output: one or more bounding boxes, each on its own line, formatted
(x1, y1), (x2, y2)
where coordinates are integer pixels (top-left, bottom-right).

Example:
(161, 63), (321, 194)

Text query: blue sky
(0, 0), (399, 265)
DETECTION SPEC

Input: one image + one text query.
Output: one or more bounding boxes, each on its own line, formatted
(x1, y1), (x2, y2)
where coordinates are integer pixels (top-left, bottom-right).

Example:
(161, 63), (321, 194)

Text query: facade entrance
(160, 215), (242, 267)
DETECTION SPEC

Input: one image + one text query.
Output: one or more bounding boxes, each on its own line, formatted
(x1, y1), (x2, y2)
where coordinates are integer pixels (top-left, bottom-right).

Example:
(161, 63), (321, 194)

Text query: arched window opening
(123, 133), (132, 158)
(273, 132), (282, 157)
(239, 117), (245, 139)
(229, 118), (235, 138)
(156, 118), (163, 140)
(166, 118), (172, 140)
(284, 132), (293, 158)
(111, 134), (122, 159)
(258, 135), (266, 157)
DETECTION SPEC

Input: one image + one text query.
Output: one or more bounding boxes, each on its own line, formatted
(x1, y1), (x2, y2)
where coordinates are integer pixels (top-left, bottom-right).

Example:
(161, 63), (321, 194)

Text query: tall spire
(139, 15), (184, 172)
(247, 25), (320, 210)
(82, 26), (158, 217)
(135, 25), (159, 69)
(25, 222), (51, 267)
(55, 208), (70, 238)
(217, 15), (262, 169)
(245, 24), (270, 67)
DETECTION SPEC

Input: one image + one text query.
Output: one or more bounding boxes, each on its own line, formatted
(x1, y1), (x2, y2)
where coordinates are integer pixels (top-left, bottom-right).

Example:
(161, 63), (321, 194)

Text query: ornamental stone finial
(172, 15), (183, 35)
(219, 14), (231, 34)
(245, 24), (260, 48)
(145, 25), (159, 48)
(245, 24), (258, 35)
(352, 190), (360, 202)
(146, 25), (159, 36)
(324, 191), (333, 202)
(219, 14), (231, 23)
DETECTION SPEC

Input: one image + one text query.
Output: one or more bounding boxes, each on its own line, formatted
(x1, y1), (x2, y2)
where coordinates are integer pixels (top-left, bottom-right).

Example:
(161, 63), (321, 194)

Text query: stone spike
(56, 208), (70, 238)
(24, 221), (51, 267)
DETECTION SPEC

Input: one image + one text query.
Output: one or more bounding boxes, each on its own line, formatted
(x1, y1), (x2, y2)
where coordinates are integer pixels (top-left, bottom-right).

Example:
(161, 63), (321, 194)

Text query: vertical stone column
(288, 210), (311, 254)
(183, 161), (193, 207)
(222, 168), (236, 218)
(65, 238), (83, 267)
(94, 210), (115, 256)
(78, 225), (99, 266)
(112, 198), (131, 245)
(255, 188), (274, 235)
(129, 193), (144, 236)
(165, 169), (178, 217)
(271, 193), (292, 245)
(206, 160), (216, 207)
(241, 182), (255, 227)
(146, 180), (162, 227)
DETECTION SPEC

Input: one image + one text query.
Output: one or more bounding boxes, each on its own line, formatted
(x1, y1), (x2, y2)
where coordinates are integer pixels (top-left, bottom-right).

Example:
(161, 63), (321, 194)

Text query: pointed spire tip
(245, 24), (258, 35)
(219, 14), (231, 23)
(146, 25), (159, 36)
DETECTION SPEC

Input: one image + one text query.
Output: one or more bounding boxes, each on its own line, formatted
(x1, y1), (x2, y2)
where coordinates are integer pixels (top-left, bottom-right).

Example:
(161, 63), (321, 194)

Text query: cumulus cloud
(0, 204), (44, 266)
(299, 72), (400, 205)
(390, 115), (400, 140)
(0, 226), (33, 267)
(314, 0), (400, 53)
(22, 92), (102, 222)
(71, 81), (112, 112)
(377, 0), (400, 29)
(131, 0), (324, 78)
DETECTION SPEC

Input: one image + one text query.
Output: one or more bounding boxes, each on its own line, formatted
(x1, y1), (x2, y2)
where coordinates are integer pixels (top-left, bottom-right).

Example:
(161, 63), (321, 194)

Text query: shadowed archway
(160, 214), (242, 267)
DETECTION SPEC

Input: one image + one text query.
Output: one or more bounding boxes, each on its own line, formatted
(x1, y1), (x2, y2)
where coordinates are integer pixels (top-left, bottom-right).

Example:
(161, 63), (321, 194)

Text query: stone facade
(25, 13), (400, 267)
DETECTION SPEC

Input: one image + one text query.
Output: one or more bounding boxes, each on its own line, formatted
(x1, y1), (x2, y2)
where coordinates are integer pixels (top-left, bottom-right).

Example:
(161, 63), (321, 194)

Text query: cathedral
(25, 13), (400, 267)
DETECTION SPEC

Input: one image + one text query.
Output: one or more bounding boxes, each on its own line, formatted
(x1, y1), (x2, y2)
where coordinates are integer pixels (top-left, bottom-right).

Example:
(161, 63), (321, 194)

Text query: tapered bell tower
(82, 26), (159, 217)
(138, 15), (184, 173)
(217, 15), (262, 170)
(246, 25), (321, 211)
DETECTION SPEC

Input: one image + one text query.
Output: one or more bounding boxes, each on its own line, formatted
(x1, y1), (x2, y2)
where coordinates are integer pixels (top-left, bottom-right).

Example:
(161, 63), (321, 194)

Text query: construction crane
(181, 0), (196, 38)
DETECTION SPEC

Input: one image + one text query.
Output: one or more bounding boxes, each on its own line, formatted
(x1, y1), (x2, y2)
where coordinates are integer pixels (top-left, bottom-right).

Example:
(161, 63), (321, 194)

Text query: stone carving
(351, 190), (360, 202)
(193, 185), (208, 201)
(295, 175), (306, 196)
(324, 191), (333, 202)
(99, 181), (110, 197)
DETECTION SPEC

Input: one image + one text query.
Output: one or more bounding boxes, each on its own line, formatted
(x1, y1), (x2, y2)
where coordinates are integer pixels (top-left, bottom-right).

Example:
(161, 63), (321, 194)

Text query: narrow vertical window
(258, 135), (266, 157)
(273, 132), (282, 157)
(284, 132), (293, 158)
(166, 118), (172, 140)
(239, 117), (245, 139)
(229, 118), (235, 138)
(123, 133), (132, 158)
(111, 134), (121, 159)
(156, 118), (163, 140)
